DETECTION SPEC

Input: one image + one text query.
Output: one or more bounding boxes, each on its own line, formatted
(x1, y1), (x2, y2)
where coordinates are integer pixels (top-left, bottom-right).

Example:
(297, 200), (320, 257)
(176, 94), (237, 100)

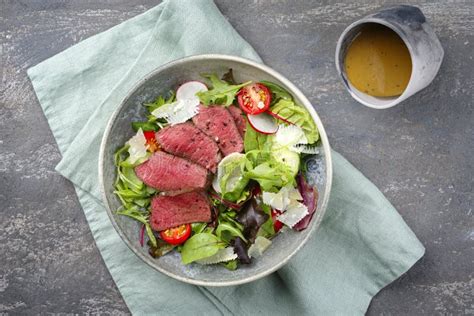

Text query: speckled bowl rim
(99, 54), (333, 287)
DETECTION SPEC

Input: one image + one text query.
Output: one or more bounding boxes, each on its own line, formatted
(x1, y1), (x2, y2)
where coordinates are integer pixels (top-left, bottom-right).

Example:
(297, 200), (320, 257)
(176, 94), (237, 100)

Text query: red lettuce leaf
(232, 237), (251, 264)
(236, 198), (269, 243)
(294, 173), (319, 231)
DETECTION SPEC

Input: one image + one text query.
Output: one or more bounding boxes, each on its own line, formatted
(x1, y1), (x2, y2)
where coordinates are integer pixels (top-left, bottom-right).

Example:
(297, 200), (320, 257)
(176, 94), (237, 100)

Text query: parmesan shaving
(196, 247), (237, 265)
(151, 99), (200, 125)
(127, 128), (148, 164)
(262, 184), (302, 211)
(291, 143), (320, 154)
(275, 124), (308, 148)
(277, 201), (309, 228)
(275, 124), (320, 155)
(248, 236), (272, 258)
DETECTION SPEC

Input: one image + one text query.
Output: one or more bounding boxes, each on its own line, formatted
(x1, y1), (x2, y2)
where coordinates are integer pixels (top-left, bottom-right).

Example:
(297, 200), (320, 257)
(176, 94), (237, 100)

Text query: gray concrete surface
(1, 0), (472, 314)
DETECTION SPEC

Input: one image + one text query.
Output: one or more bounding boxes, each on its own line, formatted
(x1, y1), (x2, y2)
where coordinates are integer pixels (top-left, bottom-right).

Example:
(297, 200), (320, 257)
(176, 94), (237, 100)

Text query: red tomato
(237, 83), (271, 115)
(271, 209), (284, 233)
(160, 224), (191, 245)
(143, 130), (159, 152)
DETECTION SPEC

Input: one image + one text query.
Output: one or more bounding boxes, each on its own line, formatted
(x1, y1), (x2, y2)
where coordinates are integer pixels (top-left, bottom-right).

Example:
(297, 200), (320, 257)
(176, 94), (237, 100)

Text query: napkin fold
(28, 0), (424, 314)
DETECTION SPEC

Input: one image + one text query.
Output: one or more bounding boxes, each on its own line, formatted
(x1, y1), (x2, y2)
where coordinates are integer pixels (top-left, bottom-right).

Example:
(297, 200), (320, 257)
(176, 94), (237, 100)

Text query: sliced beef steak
(150, 191), (211, 231)
(192, 105), (243, 156)
(135, 151), (210, 193)
(228, 105), (247, 137)
(156, 122), (221, 173)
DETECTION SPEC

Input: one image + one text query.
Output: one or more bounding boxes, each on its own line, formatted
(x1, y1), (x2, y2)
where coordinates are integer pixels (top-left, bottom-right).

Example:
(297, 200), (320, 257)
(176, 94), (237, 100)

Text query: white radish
(176, 81), (208, 102)
(247, 113), (279, 134)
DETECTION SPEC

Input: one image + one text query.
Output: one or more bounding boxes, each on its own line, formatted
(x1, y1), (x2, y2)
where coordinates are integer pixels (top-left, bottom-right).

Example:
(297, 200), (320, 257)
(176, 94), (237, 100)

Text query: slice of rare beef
(156, 122), (221, 173)
(192, 105), (243, 156)
(150, 191), (211, 231)
(135, 151), (210, 193)
(228, 105), (247, 137)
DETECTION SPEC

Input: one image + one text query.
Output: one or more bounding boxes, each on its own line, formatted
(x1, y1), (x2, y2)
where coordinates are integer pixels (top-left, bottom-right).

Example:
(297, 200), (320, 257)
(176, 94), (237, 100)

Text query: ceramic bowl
(99, 54), (332, 286)
(335, 5), (444, 109)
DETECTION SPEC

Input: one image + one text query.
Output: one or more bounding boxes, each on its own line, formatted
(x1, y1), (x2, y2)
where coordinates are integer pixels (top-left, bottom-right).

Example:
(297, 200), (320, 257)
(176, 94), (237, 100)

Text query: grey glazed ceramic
(335, 5), (444, 109)
(99, 54), (332, 286)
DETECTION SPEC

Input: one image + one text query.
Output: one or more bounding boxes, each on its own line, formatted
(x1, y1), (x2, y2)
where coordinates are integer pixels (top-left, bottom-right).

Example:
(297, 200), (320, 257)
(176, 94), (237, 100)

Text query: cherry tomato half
(271, 209), (284, 233)
(143, 130), (159, 152)
(237, 83), (271, 115)
(160, 224), (191, 245)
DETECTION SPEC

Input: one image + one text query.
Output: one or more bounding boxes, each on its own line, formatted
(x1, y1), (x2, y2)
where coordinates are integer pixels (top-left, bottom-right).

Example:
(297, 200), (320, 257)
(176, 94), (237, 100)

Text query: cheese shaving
(151, 99), (200, 125)
(262, 184), (302, 211)
(127, 128), (148, 164)
(274, 123), (320, 155)
(275, 124), (308, 148)
(277, 201), (309, 228)
(248, 236), (272, 258)
(196, 247), (237, 265)
(291, 143), (320, 154)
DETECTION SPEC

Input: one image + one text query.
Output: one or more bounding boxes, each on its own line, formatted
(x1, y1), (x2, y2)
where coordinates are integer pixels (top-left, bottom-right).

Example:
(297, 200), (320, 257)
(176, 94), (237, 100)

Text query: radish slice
(176, 81), (208, 102)
(247, 113), (279, 134)
(266, 110), (294, 125)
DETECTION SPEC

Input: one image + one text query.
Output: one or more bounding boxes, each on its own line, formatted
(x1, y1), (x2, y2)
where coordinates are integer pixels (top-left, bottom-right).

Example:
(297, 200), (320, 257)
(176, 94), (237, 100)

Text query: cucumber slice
(272, 147), (300, 177)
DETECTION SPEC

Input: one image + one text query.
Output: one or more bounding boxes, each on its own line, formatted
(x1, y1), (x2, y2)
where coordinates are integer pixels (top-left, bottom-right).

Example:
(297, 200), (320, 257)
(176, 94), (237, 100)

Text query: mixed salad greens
(114, 69), (319, 269)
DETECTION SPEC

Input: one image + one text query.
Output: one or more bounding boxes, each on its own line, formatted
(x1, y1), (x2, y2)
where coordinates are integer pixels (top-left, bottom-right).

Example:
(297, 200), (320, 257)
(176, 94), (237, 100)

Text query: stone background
(1, 0), (472, 314)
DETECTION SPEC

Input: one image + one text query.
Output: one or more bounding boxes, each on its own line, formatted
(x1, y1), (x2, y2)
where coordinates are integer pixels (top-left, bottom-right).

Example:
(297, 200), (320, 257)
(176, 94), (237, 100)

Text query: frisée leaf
(144, 91), (176, 113)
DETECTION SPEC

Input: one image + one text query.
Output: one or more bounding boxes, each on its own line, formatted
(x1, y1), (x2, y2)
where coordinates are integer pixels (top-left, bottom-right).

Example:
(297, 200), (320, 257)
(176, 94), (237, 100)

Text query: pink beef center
(156, 122), (221, 173)
(192, 105), (243, 156)
(150, 191), (211, 231)
(228, 105), (247, 137)
(135, 151), (209, 193)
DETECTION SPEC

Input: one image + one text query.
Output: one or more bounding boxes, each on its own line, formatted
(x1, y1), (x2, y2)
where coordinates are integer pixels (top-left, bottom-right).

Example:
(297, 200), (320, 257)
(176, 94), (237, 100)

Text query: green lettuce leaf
(257, 203), (276, 239)
(218, 153), (250, 202)
(114, 145), (156, 246)
(271, 146), (300, 177)
(270, 99), (319, 144)
(243, 122), (273, 152)
(181, 233), (226, 264)
(197, 73), (251, 107)
(131, 121), (159, 132)
(221, 259), (238, 270)
(119, 166), (144, 192)
(216, 222), (247, 243)
(116, 206), (157, 248)
(245, 157), (295, 192)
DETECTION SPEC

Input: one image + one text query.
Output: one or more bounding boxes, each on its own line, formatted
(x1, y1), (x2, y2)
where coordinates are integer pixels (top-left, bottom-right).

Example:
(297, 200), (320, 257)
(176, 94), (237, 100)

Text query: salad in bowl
(113, 69), (320, 269)
(100, 54), (332, 285)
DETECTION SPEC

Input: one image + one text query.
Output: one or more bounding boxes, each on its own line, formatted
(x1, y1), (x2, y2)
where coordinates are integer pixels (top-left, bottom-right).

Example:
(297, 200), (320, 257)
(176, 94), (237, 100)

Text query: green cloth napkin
(28, 0), (425, 314)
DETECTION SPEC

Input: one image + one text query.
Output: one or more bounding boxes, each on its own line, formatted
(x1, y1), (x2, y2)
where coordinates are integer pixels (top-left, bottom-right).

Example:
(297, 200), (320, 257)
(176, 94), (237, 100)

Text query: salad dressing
(344, 24), (412, 97)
